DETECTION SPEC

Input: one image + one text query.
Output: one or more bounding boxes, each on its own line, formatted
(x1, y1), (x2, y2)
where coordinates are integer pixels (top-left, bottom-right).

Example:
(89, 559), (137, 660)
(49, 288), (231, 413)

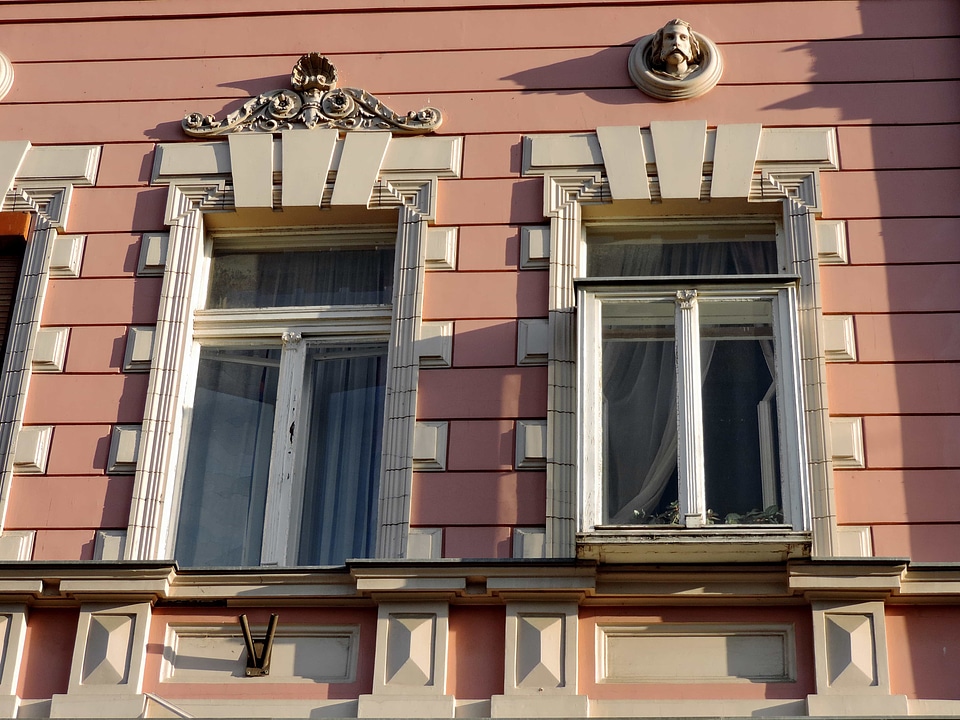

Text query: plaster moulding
(628, 19), (723, 101)
(183, 52), (442, 137)
(0, 52), (12, 102)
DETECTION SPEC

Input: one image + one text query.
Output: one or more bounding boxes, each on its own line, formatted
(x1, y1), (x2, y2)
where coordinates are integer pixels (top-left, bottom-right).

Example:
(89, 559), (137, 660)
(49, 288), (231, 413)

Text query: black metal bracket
(239, 613), (278, 677)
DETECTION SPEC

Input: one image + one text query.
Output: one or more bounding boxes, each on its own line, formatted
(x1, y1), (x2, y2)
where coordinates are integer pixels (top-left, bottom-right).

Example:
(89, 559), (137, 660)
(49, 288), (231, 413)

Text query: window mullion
(675, 290), (706, 527)
(260, 331), (307, 566)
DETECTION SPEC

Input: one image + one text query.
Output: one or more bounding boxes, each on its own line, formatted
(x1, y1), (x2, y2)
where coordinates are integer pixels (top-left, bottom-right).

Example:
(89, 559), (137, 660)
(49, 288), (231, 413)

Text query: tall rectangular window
(579, 220), (806, 531)
(173, 234), (395, 567)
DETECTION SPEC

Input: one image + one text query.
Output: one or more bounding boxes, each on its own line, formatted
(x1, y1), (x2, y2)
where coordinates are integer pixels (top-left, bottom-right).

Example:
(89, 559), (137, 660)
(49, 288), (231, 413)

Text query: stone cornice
(1, 559), (958, 606)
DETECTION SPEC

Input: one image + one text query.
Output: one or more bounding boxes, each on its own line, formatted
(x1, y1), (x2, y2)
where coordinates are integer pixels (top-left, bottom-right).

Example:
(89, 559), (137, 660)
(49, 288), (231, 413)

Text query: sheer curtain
(208, 247), (395, 308)
(598, 241), (776, 524)
(175, 348), (280, 566)
(297, 347), (387, 565)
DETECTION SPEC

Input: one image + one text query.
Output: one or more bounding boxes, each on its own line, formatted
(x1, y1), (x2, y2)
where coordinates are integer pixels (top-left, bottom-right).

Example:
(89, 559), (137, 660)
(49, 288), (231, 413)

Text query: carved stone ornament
(183, 52), (443, 136)
(628, 19), (723, 101)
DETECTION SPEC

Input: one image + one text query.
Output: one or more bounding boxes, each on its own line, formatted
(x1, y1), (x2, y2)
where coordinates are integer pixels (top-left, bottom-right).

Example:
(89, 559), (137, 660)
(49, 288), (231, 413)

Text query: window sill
(577, 528), (811, 564)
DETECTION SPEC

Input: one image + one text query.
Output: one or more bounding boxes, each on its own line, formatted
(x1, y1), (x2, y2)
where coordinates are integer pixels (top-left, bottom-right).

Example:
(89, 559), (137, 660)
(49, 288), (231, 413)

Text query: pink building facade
(0, 0), (958, 716)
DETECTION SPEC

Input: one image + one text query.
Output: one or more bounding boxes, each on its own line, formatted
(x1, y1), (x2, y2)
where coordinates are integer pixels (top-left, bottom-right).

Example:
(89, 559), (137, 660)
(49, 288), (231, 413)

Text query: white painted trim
(836, 526), (873, 558)
(512, 528), (546, 559)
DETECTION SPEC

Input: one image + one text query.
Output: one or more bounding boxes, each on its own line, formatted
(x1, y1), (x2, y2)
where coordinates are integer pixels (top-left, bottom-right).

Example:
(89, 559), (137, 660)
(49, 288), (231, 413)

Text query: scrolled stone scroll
(183, 52), (443, 136)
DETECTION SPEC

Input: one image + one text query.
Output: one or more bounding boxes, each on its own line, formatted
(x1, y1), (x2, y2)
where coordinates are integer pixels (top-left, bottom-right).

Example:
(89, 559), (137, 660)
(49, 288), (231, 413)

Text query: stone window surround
(123, 130), (462, 564)
(522, 122), (841, 560)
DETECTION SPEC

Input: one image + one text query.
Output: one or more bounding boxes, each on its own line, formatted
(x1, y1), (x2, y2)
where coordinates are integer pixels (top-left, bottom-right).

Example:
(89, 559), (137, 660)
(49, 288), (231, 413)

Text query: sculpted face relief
(652, 19), (702, 79)
(628, 18), (722, 100)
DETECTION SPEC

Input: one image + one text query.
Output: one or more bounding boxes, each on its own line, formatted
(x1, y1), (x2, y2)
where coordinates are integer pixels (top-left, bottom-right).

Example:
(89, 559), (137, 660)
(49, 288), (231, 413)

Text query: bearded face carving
(628, 18), (722, 101)
(649, 19), (702, 79)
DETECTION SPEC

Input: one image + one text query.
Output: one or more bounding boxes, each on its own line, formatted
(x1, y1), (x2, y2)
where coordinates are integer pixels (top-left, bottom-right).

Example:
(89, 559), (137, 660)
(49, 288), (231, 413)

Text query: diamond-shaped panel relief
(385, 614), (435, 687)
(81, 614), (135, 686)
(516, 614), (564, 689)
(825, 613), (876, 688)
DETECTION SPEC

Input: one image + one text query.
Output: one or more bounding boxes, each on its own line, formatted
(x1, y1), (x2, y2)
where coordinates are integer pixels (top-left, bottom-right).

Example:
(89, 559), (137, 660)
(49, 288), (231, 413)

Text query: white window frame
(578, 278), (808, 533)
(170, 229), (396, 566)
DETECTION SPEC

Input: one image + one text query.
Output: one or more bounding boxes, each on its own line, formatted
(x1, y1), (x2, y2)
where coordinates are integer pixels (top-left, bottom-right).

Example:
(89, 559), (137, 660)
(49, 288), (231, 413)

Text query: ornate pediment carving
(183, 53), (443, 137)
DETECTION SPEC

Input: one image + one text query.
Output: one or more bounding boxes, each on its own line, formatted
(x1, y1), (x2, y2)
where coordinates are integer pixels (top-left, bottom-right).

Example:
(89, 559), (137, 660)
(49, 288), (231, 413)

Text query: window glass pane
(175, 347), (281, 567)
(207, 247), (395, 308)
(298, 346), (387, 565)
(601, 301), (678, 524)
(587, 223), (777, 277)
(699, 299), (783, 524)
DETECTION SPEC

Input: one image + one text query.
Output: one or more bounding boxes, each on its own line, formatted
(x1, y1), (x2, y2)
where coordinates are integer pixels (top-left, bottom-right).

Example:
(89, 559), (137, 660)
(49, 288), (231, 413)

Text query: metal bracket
(239, 613), (278, 677)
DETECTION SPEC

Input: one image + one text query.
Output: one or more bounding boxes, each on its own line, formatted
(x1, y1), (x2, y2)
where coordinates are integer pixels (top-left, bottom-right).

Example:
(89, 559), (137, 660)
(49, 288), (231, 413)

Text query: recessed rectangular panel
(599, 623), (794, 683)
(162, 625), (359, 683)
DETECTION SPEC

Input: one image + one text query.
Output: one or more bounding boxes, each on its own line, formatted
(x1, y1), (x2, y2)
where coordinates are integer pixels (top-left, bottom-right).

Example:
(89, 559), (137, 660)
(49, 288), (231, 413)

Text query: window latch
(239, 613), (279, 677)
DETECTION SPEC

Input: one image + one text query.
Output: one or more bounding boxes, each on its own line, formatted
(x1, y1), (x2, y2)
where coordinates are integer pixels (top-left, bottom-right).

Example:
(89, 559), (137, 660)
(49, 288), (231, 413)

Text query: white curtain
(175, 348), (280, 566)
(207, 247), (395, 308)
(600, 241), (775, 524)
(297, 347), (387, 565)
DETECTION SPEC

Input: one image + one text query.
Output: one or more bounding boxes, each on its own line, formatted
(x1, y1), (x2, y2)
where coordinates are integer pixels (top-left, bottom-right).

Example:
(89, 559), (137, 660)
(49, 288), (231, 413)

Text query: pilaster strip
(675, 290), (706, 526)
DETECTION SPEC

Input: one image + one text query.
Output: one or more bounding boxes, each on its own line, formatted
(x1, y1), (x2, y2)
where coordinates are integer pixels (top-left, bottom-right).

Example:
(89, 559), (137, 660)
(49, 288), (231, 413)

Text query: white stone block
(650, 120), (707, 199)
(517, 318), (549, 366)
(515, 419), (547, 470)
(412, 421), (447, 472)
(0, 140), (30, 196)
(137, 232), (168, 276)
(711, 123), (762, 199)
(107, 425), (141, 474)
(228, 133), (274, 208)
(32, 327), (69, 372)
(372, 602), (449, 696)
(281, 128), (337, 208)
(817, 220), (849, 264)
(94, 531), (127, 562)
(48, 234), (85, 278)
(416, 321), (452, 368)
(122, 326), (155, 372)
(425, 227), (457, 270)
(13, 425), (53, 474)
(407, 528), (443, 560)
(596, 126), (649, 200)
(831, 417), (864, 469)
(836, 526), (873, 558)
(0, 532), (34, 561)
(823, 315), (857, 362)
(520, 226), (550, 269)
(512, 528), (546, 559)
(331, 132), (391, 207)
